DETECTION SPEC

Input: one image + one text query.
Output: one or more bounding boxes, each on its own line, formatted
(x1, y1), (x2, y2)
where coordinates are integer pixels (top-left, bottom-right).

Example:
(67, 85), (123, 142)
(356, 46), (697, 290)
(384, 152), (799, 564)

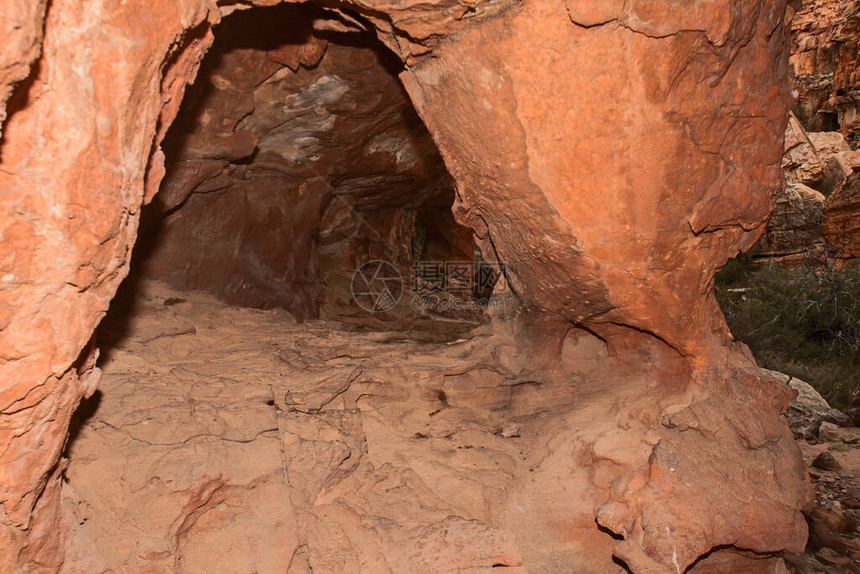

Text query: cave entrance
(63, 6), (537, 571)
(106, 2), (493, 343)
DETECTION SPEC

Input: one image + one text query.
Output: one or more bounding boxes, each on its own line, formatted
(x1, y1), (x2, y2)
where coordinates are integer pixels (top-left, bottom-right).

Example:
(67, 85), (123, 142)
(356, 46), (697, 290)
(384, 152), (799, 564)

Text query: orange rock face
(0, 0), (807, 572)
(823, 170), (860, 258)
(403, 0), (794, 354)
(790, 0), (860, 142)
(0, 0), (48, 138)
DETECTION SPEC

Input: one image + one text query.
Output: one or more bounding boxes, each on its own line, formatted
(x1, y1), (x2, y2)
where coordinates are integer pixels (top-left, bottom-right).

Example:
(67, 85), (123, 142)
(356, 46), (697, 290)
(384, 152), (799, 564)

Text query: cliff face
(823, 170), (860, 257)
(758, 0), (860, 262)
(0, 0), (807, 572)
(791, 0), (860, 145)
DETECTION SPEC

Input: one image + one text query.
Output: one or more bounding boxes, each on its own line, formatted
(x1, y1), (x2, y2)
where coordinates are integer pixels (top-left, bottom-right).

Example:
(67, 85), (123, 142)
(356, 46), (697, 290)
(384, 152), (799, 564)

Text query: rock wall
(138, 4), (472, 322)
(403, 0), (795, 356)
(823, 170), (860, 257)
(761, 111), (860, 261)
(0, 1), (220, 568)
(0, 0), (807, 572)
(791, 0), (860, 144)
(777, 0), (860, 263)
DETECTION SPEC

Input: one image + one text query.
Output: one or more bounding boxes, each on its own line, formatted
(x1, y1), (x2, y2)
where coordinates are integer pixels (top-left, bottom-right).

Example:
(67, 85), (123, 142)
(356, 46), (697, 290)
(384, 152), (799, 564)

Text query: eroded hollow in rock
(119, 3), (482, 332)
(73, 10), (586, 570)
(3, 0), (814, 571)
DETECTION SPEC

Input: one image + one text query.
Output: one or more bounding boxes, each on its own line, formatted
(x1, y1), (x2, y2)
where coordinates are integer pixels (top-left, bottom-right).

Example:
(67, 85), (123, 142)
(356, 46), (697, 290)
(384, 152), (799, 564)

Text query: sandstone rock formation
(141, 6), (473, 322)
(0, 0), (48, 139)
(783, 112), (860, 193)
(0, 0), (808, 572)
(784, 0), (860, 265)
(809, 131), (860, 190)
(769, 370), (853, 438)
(758, 182), (826, 259)
(67, 281), (802, 574)
(763, 114), (859, 260)
(791, 0), (860, 144)
(784, 112), (829, 188)
(823, 169), (860, 258)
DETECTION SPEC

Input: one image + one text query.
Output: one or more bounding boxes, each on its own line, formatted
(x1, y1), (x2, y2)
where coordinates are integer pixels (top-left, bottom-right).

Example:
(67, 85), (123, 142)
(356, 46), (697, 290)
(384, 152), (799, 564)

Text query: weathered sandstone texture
(65, 281), (798, 574)
(784, 112), (830, 188)
(140, 5), (473, 322)
(791, 0), (860, 144)
(781, 0), (860, 264)
(823, 169), (860, 258)
(760, 112), (860, 260)
(0, 0), (807, 572)
(758, 182), (826, 259)
(0, 0), (48, 139)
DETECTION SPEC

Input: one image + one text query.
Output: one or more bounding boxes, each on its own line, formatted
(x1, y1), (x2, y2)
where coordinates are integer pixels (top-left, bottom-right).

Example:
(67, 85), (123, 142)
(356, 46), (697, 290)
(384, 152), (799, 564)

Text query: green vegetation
(715, 260), (860, 408)
(791, 102), (810, 125)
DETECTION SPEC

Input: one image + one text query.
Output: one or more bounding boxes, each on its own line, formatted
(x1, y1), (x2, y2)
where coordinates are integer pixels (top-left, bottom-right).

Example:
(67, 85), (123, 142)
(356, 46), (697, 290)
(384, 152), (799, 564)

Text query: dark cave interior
(104, 3), (488, 343)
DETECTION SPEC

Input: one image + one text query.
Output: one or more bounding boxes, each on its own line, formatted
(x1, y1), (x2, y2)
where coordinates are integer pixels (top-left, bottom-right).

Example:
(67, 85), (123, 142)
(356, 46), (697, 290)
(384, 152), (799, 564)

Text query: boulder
(781, 119), (860, 197)
(784, 113), (827, 188)
(808, 131), (852, 156)
(820, 422), (860, 444)
(824, 151), (860, 191)
(823, 169), (860, 258)
(766, 370), (851, 438)
(758, 183), (826, 257)
(813, 450), (843, 471)
(806, 131), (860, 192)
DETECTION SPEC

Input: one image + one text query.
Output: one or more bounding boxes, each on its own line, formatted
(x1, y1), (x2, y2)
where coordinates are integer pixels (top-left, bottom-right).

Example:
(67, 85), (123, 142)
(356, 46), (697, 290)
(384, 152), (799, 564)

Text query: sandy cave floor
(60, 280), (638, 573)
(61, 279), (860, 573)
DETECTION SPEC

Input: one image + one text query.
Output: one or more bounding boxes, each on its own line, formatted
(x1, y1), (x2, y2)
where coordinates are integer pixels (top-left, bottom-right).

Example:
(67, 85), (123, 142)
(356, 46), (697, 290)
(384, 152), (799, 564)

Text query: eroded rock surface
(403, 0), (794, 355)
(141, 6), (472, 321)
(0, 0), (809, 572)
(823, 169), (860, 258)
(761, 113), (860, 260)
(66, 281), (616, 572)
(769, 369), (853, 439)
(784, 112), (829, 188)
(63, 281), (805, 573)
(791, 0), (860, 144)
(0, 0), (48, 139)
(758, 182), (826, 259)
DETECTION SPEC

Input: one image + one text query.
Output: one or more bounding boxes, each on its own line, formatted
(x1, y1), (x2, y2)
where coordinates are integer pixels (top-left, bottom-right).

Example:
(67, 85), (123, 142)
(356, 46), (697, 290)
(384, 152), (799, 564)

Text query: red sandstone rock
(0, 0), (808, 572)
(141, 7), (466, 320)
(763, 115), (859, 259)
(0, 1), (219, 568)
(688, 549), (789, 573)
(790, 0), (860, 143)
(402, 0), (793, 357)
(807, 131), (860, 189)
(782, 113), (860, 194)
(823, 169), (860, 258)
(0, 0), (48, 140)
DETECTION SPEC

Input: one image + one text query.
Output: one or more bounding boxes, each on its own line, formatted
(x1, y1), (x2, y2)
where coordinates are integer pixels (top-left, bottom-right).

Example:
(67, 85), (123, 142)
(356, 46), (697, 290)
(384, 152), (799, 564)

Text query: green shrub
(715, 261), (860, 408)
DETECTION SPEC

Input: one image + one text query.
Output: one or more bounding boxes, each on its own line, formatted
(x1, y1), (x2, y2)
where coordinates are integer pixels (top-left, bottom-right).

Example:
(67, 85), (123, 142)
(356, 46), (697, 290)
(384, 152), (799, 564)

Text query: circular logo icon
(351, 260), (403, 313)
